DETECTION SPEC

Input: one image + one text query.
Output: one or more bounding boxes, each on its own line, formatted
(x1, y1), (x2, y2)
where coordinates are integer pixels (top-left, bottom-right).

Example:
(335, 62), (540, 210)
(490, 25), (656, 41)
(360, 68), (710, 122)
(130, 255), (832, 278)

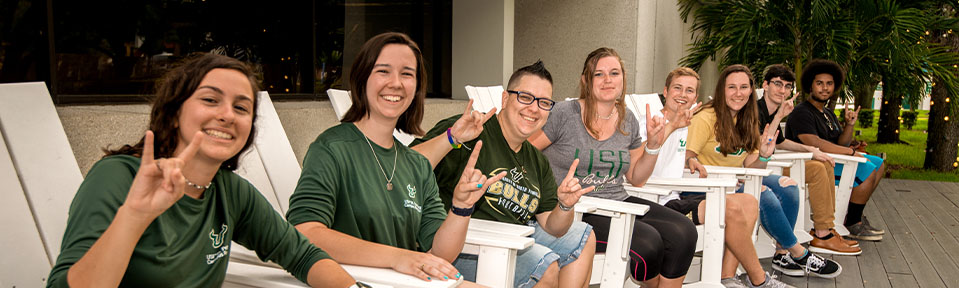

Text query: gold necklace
(597, 108), (616, 120)
(363, 135), (397, 191)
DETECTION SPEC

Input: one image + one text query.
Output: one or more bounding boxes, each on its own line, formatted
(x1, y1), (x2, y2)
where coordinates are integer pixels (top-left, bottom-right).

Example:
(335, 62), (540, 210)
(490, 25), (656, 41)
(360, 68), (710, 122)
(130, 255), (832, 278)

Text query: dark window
(0, 0), (450, 104)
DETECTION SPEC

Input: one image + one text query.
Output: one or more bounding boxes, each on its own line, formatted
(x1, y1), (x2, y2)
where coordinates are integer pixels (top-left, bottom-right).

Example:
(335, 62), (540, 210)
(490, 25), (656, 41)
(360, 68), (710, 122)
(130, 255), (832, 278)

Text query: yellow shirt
(686, 107), (756, 167)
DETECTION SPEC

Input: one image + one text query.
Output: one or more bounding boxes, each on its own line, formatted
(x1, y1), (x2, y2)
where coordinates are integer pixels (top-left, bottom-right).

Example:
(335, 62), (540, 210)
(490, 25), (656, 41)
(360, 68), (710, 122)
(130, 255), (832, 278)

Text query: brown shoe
(809, 232), (862, 255)
(832, 229), (859, 247)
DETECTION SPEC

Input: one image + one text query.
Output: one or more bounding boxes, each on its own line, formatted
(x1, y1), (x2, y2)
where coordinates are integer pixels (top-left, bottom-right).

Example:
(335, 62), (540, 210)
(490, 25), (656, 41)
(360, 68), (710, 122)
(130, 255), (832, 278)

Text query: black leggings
(581, 196), (697, 280)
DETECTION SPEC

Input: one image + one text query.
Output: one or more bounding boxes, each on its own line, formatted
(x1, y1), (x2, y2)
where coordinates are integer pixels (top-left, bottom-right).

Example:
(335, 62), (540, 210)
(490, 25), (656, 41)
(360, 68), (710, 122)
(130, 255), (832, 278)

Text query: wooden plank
(899, 191), (959, 286)
(888, 273), (920, 288)
(933, 181), (959, 208)
(870, 184), (916, 275)
(881, 180), (948, 288)
(856, 241), (892, 288)
(834, 254), (863, 288)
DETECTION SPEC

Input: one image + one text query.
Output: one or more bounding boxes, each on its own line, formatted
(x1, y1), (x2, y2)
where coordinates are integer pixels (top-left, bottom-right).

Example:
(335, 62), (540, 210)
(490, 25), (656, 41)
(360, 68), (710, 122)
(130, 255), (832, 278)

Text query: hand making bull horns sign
(451, 141), (507, 210)
(556, 158), (596, 209)
(125, 130), (204, 220)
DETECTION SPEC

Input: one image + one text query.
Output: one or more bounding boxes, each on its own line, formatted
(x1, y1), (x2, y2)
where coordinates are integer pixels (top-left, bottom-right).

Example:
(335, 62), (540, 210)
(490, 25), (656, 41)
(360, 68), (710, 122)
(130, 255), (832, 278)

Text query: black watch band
(451, 205), (475, 217)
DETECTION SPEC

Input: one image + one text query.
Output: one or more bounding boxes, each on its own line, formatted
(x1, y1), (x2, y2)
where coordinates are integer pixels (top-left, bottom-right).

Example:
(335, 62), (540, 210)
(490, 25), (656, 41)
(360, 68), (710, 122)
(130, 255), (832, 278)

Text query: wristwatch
(352, 282), (373, 288)
(451, 204), (475, 216)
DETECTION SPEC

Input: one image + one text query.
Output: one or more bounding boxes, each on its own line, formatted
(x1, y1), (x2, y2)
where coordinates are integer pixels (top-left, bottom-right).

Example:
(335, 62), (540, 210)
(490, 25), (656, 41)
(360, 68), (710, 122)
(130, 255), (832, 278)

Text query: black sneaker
(771, 253), (804, 277)
(796, 252), (842, 278)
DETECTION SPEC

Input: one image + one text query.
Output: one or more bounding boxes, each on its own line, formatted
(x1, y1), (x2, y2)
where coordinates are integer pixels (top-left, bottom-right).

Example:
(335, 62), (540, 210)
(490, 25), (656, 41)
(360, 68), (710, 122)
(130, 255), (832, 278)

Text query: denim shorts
(835, 154), (883, 187)
(453, 221), (593, 287)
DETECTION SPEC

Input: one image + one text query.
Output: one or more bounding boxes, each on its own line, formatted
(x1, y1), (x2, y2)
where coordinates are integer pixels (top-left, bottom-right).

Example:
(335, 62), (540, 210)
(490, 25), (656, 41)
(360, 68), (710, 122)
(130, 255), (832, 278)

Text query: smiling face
(590, 56), (624, 102)
(663, 75), (699, 113)
(500, 75), (553, 139)
(762, 77), (793, 106)
(724, 72), (752, 113)
(811, 73), (835, 102)
(174, 68), (254, 164)
(364, 44), (418, 123)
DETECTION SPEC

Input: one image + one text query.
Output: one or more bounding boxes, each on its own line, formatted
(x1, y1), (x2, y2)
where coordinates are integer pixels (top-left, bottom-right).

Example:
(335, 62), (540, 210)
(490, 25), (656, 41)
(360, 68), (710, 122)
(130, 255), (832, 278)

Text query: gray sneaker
(861, 216), (886, 235)
(722, 276), (748, 288)
(744, 272), (795, 288)
(846, 221), (883, 241)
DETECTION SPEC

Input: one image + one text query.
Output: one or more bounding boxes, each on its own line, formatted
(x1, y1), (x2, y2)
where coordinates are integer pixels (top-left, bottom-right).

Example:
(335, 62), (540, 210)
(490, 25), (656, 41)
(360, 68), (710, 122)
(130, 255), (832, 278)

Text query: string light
(284, 75), (289, 79)
(262, 29), (267, 32)
(931, 100), (935, 105)
(946, 116), (951, 121)
(285, 88), (290, 92)
(896, 129), (900, 133)
(946, 97), (951, 103)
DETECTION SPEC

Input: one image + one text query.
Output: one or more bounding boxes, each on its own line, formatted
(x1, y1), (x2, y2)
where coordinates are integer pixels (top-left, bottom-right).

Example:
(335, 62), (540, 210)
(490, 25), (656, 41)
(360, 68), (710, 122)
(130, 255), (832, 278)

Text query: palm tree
(919, 1), (959, 172)
(677, 0), (854, 99)
(677, 0), (959, 144)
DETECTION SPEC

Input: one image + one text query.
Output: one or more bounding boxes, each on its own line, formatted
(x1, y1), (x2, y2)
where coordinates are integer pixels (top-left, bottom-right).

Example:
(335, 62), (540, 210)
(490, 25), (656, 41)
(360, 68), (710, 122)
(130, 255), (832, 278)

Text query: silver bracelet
(558, 201), (574, 211)
(644, 145), (661, 155)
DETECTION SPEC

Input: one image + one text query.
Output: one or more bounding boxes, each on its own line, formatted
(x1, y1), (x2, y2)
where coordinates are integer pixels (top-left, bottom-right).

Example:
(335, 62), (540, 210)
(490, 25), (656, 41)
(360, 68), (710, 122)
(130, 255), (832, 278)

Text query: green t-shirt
(412, 115), (559, 226)
(47, 155), (329, 287)
(286, 123), (447, 252)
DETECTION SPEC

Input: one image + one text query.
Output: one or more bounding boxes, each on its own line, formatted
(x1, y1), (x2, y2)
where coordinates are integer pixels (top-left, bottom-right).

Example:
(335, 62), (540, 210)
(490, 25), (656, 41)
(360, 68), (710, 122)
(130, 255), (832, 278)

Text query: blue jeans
(453, 221), (593, 288)
(738, 174), (800, 248)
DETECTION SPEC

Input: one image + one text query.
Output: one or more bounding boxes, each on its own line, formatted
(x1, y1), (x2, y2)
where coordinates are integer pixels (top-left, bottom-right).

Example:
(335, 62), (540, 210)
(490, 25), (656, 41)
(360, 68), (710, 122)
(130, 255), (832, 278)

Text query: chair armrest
(701, 165), (745, 175)
(766, 161), (793, 169)
(644, 177), (738, 193)
(624, 184), (672, 196)
(343, 264), (463, 288)
(827, 153), (869, 164)
(469, 218), (534, 237)
(465, 230), (534, 250)
(225, 261), (463, 288)
(739, 167), (773, 177)
(770, 152), (813, 161)
(578, 196), (649, 217)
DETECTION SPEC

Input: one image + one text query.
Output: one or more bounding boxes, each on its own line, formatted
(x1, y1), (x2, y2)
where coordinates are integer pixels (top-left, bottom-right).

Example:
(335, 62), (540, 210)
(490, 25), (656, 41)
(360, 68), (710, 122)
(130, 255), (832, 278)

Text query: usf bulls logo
(209, 224), (228, 248)
(714, 145), (746, 156)
(407, 184), (416, 198)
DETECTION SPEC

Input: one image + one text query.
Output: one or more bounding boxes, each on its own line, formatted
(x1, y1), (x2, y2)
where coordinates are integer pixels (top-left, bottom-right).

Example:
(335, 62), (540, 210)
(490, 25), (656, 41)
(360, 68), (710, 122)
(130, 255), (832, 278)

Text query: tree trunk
(923, 24), (959, 171)
(876, 78), (903, 143)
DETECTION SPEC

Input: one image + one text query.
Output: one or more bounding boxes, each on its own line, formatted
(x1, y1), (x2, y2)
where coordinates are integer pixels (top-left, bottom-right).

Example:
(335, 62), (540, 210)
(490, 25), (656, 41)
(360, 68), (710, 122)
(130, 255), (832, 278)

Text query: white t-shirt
(638, 109), (688, 205)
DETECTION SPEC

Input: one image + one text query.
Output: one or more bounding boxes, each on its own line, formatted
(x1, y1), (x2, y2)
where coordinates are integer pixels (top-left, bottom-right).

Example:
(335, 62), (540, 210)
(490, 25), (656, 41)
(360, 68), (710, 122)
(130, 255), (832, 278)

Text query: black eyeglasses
(770, 80), (795, 91)
(507, 90), (555, 111)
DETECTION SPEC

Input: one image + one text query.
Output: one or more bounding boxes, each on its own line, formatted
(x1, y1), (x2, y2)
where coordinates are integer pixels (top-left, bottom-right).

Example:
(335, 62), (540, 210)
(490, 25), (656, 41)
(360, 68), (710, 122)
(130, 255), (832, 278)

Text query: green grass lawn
(844, 110), (959, 182)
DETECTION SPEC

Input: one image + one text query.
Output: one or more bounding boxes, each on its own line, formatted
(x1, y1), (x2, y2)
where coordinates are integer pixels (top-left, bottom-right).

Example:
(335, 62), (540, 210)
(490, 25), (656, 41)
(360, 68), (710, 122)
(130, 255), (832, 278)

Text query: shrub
(858, 109), (874, 128)
(902, 110), (918, 130)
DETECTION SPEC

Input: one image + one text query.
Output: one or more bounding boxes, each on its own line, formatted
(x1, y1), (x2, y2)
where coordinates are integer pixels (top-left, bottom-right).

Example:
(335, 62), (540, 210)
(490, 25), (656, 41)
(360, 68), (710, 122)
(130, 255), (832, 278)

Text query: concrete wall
(513, 1), (639, 99)
(60, 99), (468, 176)
(451, 0), (514, 99)
(512, 0), (718, 102)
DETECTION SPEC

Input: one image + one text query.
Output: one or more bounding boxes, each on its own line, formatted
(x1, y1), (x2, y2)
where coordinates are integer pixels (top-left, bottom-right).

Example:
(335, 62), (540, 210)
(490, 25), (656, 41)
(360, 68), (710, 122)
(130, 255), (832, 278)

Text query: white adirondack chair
(0, 82), (81, 287)
(226, 92), (469, 287)
(325, 89), (540, 287)
(0, 83), (457, 288)
(820, 153), (868, 235)
(326, 89), (416, 146)
(464, 85), (504, 114)
(467, 85), (657, 288)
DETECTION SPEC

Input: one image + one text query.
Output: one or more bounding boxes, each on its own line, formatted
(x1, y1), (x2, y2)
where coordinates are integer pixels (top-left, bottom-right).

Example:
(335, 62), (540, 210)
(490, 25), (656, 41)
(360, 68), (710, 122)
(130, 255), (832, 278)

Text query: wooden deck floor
(760, 179), (959, 288)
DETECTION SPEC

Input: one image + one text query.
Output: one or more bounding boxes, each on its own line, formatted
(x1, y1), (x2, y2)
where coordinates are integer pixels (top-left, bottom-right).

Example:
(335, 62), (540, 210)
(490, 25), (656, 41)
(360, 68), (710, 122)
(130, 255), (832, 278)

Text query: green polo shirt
(287, 123), (447, 252)
(412, 115), (558, 226)
(48, 155), (329, 287)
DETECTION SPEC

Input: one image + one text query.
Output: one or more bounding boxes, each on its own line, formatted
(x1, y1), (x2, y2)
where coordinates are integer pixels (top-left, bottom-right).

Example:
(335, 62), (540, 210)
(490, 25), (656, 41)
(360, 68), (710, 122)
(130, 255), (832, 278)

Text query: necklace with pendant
(363, 134), (397, 191)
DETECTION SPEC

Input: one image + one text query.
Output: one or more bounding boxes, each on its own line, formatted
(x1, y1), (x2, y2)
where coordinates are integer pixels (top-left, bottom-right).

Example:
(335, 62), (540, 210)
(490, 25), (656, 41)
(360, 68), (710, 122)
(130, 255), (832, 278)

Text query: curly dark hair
(800, 59), (844, 95)
(104, 53), (261, 171)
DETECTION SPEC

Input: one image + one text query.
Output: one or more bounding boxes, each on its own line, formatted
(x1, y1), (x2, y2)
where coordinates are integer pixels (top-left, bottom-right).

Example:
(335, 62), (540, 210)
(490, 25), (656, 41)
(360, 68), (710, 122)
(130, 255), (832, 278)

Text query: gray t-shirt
(541, 100), (644, 201)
